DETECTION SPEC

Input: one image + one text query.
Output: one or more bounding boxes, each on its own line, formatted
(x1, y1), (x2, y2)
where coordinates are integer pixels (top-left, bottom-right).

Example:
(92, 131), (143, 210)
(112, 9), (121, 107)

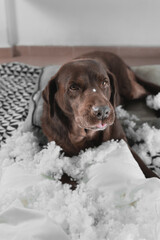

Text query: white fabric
(85, 141), (145, 191)
(0, 207), (69, 240)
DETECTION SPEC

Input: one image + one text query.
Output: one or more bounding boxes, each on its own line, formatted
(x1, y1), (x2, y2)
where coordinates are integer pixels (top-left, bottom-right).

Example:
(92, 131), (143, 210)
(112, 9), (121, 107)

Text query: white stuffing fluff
(132, 124), (160, 176)
(0, 104), (160, 239)
(116, 105), (160, 174)
(146, 92), (160, 110)
(0, 120), (160, 239)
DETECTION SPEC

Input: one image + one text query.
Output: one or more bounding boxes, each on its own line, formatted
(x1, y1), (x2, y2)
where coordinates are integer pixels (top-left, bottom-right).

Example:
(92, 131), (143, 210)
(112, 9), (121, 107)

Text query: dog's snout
(92, 105), (110, 120)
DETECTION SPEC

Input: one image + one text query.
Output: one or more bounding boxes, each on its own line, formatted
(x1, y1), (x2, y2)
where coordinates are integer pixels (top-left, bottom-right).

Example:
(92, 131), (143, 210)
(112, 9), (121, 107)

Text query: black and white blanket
(0, 62), (42, 145)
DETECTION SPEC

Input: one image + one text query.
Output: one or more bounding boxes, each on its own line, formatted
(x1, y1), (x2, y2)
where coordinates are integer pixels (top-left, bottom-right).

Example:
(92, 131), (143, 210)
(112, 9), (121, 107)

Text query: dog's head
(42, 59), (117, 131)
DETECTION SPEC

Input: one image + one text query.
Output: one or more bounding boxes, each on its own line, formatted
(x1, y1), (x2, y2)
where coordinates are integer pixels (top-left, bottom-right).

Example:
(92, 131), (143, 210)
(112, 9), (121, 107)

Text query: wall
(1, 0), (160, 47)
(0, 0), (9, 47)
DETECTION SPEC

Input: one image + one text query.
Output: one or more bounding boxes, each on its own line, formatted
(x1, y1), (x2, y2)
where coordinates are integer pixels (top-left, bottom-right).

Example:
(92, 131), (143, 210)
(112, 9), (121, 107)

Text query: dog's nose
(92, 105), (110, 120)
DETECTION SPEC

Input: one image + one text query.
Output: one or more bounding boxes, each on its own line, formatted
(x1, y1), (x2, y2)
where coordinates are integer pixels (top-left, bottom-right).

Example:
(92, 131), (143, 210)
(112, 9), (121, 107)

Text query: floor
(0, 55), (160, 67)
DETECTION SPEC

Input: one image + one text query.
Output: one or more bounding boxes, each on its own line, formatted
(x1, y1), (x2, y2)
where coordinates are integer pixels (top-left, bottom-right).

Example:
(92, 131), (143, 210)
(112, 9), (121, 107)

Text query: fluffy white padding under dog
(0, 125), (160, 240)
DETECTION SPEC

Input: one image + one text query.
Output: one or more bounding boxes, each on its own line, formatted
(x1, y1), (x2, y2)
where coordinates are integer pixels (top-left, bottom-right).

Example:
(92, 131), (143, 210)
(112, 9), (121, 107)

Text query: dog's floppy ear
(107, 70), (120, 107)
(42, 76), (57, 117)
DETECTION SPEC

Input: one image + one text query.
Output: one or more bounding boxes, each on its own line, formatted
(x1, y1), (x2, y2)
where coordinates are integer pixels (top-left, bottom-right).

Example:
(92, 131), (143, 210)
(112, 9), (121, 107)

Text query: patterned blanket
(0, 62), (41, 146)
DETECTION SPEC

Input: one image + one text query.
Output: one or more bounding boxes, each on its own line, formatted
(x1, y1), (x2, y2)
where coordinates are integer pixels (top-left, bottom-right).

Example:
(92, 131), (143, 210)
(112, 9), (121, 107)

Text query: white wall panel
(0, 0), (9, 47)
(1, 0), (160, 47)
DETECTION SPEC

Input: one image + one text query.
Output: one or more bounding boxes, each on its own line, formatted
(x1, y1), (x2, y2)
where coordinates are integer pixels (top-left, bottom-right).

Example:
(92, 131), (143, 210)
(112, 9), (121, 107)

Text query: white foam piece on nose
(92, 88), (96, 92)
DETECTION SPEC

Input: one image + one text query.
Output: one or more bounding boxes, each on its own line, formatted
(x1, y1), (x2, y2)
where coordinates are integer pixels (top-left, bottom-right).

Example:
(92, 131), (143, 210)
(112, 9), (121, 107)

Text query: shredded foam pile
(146, 92), (160, 110)
(0, 125), (160, 239)
(0, 94), (160, 239)
(116, 93), (160, 175)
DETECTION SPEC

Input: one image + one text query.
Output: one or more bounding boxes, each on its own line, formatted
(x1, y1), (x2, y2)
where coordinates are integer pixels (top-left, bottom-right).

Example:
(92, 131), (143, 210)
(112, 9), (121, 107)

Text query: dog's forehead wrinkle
(57, 61), (108, 93)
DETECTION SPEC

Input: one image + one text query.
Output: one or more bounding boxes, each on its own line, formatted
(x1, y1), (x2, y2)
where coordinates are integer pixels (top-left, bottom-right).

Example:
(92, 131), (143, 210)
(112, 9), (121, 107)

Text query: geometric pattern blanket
(0, 62), (41, 146)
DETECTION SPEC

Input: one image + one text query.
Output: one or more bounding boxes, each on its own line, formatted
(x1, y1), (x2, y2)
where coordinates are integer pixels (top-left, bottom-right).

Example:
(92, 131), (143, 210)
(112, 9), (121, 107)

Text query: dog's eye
(69, 84), (80, 91)
(101, 79), (109, 88)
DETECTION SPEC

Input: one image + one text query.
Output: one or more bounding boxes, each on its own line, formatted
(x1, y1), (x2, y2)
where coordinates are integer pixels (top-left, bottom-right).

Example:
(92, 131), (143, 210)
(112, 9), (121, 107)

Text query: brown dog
(42, 51), (160, 178)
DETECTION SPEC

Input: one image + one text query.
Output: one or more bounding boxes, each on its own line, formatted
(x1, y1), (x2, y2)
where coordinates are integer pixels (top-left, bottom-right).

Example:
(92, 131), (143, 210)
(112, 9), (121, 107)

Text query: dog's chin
(76, 119), (114, 132)
(75, 113), (115, 132)
(85, 121), (113, 131)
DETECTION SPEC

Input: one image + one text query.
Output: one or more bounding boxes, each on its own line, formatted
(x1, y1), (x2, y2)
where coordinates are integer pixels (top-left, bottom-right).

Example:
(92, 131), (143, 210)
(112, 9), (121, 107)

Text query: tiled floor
(0, 55), (160, 67)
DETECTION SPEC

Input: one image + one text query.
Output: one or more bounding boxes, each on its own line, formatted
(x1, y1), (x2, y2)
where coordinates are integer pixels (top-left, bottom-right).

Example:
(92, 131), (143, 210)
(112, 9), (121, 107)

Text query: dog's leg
(122, 66), (160, 101)
(135, 75), (160, 95)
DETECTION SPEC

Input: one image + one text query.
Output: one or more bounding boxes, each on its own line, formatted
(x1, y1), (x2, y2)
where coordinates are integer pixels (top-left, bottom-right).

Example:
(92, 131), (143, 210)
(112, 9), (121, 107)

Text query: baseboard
(0, 48), (13, 58)
(1, 46), (160, 59)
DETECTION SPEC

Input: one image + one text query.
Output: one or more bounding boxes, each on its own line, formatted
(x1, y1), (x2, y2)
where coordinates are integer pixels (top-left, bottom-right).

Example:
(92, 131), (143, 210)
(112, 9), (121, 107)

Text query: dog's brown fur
(42, 51), (160, 178)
